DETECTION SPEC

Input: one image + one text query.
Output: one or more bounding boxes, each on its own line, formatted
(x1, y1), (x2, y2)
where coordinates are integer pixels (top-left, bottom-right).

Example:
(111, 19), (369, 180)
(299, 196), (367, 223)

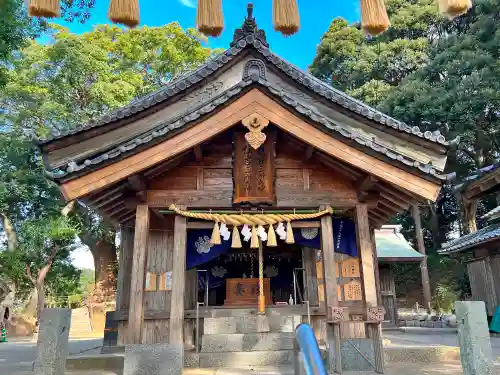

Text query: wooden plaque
(145, 272), (157, 292)
(233, 131), (276, 205)
(341, 258), (360, 278)
(344, 280), (363, 301)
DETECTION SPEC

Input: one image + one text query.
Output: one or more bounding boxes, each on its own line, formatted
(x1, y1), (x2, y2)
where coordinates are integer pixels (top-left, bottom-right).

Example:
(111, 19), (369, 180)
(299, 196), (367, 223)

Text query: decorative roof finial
(231, 3), (268, 48)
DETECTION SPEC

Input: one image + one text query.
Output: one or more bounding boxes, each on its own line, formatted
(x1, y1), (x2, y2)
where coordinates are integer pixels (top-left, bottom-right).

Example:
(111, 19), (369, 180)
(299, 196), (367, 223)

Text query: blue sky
(56, 0), (361, 70)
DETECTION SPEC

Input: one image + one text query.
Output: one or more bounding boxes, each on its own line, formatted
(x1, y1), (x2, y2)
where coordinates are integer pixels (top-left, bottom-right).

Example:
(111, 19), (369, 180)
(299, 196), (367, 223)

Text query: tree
(0, 23), (218, 299)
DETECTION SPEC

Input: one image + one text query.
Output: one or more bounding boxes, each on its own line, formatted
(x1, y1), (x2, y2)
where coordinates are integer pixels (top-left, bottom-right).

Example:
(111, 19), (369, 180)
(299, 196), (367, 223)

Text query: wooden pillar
(320, 206), (341, 374)
(127, 205), (150, 344)
(169, 213), (187, 346)
(117, 226), (134, 345)
(412, 204), (432, 313)
(355, 204), (384, 374)
(371, 231), (382, 306)
(302, 247), (318, 306)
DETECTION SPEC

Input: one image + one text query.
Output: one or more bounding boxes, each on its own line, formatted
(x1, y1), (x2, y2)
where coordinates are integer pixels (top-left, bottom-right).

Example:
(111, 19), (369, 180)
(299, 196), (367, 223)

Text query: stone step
(199, 350), (294, 367)
(202, 332), (294, 352)
(204, 315), (301, 334)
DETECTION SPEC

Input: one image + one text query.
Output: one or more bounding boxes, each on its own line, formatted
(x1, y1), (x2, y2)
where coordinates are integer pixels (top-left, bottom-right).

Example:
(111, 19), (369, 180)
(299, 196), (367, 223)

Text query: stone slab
(340, 338), (375, 371)
(123, 344), (183, 375)
(201, 332), (294, 352)
(34, 308), (72, 375)
(456, 301), (493, 375)
(203, 316), (301, 334)
(199, 350), (294, 367)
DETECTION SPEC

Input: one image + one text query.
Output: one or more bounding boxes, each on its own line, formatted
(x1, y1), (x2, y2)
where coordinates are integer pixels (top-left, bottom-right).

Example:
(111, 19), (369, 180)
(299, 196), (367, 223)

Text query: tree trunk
(1, 213), (17, 251)
(87, 238), (117, 297)
(36, 283), (45, 321)
(462, 198), (478, 235)
(24, 288), (38, 318)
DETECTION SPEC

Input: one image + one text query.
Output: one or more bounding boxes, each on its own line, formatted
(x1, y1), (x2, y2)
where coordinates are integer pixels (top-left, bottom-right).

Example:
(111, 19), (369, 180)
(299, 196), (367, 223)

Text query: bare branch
(26, 264), (36, 285)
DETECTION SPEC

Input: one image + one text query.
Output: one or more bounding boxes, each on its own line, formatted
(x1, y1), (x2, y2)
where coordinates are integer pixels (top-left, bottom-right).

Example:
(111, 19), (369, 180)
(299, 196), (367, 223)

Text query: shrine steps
(203, 314), (302, 334)
(199, 313), (301, 367)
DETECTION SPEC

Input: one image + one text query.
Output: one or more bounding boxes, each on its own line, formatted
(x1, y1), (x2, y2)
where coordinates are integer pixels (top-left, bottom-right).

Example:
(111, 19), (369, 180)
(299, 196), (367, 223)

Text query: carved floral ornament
(242, 113), (269, 150)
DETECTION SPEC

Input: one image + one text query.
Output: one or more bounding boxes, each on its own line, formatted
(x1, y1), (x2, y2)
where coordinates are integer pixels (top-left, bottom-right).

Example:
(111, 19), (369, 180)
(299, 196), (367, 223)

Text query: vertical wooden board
(118, 322), (128, 346)
(128, 205), (150, 344)
(490, 255), (500, 305)
(340, 322), (366, 339)
(302, 247), (318, 306)
(321, 208), (338, 319)
(276, 169), (305, 190)
(184, 269), (197, 309)
(169, 214), (187, 345)
(355, 204), (378, 307)
(117, 227), (134, 311)
(467, 259), (498, 316)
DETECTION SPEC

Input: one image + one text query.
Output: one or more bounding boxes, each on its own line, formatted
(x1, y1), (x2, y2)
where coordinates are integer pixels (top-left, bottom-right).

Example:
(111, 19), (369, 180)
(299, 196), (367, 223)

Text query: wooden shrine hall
(38, 6), (450, 373)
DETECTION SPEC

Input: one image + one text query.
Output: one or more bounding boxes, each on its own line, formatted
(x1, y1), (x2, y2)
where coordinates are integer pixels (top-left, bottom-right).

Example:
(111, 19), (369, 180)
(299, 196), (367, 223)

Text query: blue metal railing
(295, 323), (327, 375)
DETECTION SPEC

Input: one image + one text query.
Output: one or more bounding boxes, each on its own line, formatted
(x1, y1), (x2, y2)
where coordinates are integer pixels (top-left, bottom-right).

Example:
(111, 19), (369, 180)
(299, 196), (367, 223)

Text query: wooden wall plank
(355, 204), (378, 307)
(128, 205), (150, 344)
(117, 227), (134, 345)
(302, 247), (318, 306)
(169, 214), (187, 345)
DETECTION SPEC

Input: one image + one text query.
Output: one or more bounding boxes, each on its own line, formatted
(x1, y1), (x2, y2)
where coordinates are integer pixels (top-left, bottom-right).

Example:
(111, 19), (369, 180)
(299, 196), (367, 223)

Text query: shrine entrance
(197, 241), (304, 308)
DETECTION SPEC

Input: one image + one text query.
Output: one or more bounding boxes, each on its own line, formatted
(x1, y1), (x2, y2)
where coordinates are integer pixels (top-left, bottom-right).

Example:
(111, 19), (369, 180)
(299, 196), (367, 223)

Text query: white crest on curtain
(211, 266), (227, 278)
(264, 265), (279, 277)
(195, 235), (213, 254)
(301, 228), (319, 240)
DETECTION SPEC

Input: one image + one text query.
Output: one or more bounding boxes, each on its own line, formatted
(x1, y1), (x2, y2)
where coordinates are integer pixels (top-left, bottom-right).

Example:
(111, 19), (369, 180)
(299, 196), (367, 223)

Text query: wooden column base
(327, 323), (342, 374)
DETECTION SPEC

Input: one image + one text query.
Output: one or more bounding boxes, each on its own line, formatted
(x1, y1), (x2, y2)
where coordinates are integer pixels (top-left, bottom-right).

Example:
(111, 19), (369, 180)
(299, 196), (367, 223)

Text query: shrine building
(38, 7), (449, 373)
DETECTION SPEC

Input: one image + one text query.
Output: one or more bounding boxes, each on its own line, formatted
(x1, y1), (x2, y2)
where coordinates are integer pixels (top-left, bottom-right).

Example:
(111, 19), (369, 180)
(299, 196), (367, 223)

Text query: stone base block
(124, 344), (183, 375)
(204, 315), (301, 334)
(199, 350), (293, 367)
(201, 332), (294, 352)
(340, 339), (375, 371)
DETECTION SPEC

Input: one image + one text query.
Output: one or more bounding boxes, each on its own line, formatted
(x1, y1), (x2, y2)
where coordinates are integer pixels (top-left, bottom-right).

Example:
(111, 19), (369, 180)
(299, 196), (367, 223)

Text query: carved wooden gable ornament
(233, 113), (276, 205)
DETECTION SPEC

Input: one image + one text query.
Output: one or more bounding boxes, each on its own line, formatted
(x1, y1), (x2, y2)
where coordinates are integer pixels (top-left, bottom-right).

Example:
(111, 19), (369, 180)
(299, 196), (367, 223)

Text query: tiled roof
(37, 11), (451, 148)
(451, 161), (500, 193)
(45, 77), (449, 182)
(482, 206), (500, 220)
(439, 223), (500, 254)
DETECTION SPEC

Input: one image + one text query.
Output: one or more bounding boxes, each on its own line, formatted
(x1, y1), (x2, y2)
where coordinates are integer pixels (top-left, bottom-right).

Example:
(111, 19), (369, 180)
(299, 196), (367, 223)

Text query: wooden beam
(127, 204), (150, 344)
(355, 204), (378, 306)
(170, 212), (187, 347)
(60, 89), (441, 201)
(304, 145), (314, 161)
(94, 193), (122, 209)
(128, 175), (148, 192)
(379, 192), (408, 211)
(357, 175), (379, 194)
(412, 204), (432, 312)
(86, 184), (126, 206)
(320, 205), (342, 374)
(377, 183), (418, 204)
(193, 145), (203, 162)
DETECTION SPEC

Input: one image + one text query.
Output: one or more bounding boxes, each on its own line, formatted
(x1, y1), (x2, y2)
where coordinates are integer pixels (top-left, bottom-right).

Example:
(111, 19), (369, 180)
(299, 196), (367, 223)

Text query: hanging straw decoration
(196, 0), (224, 37)
(108, 0), (140, 27)
(285, 221), (295, 244)
(360, 0), (391, 36)
(273, 0), (300, 36)
(267, 224), (277, 247)
(250, 225), (259, 249)
(210, 222), (221, 245)
(231, 225), (242, 248)
(169, 204), (333, 248)
(437, 0), (472, 19)
(28, 0), (60, 18)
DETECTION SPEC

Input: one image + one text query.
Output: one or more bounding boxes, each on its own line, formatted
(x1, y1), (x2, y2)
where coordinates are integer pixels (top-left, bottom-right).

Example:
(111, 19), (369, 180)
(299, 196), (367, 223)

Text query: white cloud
(71, 245), (95, 270)
(179, 0), (196, 8)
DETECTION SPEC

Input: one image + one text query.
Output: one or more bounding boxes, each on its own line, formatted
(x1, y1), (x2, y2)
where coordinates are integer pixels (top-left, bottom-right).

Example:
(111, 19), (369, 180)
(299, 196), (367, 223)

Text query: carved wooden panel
(341, 258), (361, 278)
(366, 307), (385, 322)
(344, 280), (363, 301)
(233, 131), (276, 205)
(330, 307), (349, 322)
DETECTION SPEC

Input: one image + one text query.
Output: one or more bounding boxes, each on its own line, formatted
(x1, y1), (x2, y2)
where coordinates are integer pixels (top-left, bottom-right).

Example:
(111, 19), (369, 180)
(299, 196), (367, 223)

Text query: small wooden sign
(337, 285), (342, 302)
(145, 272), (157, 292)
(344, 280), (363, 301)
(159, 272), (173, 291)
(341, 258), (360, 278)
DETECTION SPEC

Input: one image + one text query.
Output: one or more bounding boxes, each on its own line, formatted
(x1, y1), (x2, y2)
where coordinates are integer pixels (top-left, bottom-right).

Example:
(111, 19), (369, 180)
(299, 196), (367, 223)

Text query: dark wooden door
(379, 266), (397, 325)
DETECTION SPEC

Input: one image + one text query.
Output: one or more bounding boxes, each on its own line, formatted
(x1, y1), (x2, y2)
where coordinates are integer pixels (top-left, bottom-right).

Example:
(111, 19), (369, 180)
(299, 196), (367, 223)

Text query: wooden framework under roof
(38, 8), (448, 373)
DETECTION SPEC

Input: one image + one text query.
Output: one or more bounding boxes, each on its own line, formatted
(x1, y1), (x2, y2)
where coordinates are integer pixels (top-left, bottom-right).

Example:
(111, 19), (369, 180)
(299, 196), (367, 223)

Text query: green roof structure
(375, 225), (424, 262)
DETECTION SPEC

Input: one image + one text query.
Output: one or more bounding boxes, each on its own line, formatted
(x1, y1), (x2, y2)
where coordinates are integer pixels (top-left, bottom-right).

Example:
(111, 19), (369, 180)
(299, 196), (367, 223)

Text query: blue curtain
(186, 217), (358, 270)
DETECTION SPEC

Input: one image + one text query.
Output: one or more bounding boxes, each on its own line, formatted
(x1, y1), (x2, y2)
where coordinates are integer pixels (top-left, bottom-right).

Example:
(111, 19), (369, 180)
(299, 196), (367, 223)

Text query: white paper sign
(165, 271), (173, 290)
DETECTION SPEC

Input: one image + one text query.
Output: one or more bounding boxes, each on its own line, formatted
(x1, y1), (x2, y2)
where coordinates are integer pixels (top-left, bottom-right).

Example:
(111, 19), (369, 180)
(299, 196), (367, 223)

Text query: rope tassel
(231, 225), (242, 248)
(360, 0), (391, 36)
(196, 0), (224, 37)
(438, 0), (472, 19)
(28, 0), (60, 18)
(267, 224), (277, 247)
(285, 221), (295, 244)
(273, 0), (300, 36)
(250, 225), (259, 249)
(210, 222), (221, 245)
(108, 0), (140, 27)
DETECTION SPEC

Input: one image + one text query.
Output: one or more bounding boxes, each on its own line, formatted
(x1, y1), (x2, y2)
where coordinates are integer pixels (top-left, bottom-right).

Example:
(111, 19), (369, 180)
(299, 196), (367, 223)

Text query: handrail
(295, 323), (327, 375)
